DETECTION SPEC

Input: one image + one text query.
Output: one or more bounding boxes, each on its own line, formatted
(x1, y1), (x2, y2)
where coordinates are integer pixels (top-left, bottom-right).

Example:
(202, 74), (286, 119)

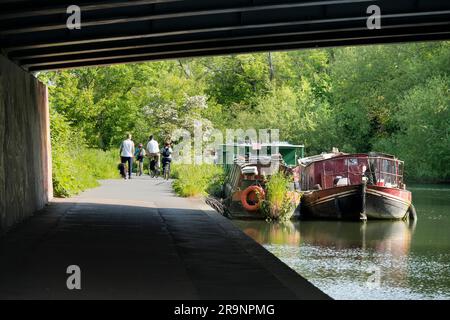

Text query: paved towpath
(0, 176), (329, 299)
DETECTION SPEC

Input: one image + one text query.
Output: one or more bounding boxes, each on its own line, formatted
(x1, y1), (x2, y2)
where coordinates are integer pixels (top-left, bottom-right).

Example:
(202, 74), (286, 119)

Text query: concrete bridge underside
(0, 0), (449, 71)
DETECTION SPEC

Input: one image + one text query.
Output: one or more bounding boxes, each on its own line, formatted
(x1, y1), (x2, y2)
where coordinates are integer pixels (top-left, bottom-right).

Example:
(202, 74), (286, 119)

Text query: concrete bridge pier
(0, 55), (52, 235)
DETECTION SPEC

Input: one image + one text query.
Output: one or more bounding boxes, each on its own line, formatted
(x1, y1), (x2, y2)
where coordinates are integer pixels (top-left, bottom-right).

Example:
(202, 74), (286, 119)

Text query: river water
(232, 185), (450, 300)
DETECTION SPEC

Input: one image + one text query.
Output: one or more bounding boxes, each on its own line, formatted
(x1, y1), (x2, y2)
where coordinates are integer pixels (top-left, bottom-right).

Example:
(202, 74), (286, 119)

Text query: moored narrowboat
(297, 151), (416, 221)
(220, 142), (303, 219)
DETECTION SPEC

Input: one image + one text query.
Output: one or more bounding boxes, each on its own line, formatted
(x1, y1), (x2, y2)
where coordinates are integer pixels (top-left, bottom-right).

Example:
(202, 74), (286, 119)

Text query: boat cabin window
(373, 158), (402, 188)
(320, 157), (367, 189)
(308, 156), (404, 189)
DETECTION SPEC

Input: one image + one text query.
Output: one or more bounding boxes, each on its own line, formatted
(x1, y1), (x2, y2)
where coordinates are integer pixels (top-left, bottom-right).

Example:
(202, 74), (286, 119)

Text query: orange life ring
(241, 186), (265, 212)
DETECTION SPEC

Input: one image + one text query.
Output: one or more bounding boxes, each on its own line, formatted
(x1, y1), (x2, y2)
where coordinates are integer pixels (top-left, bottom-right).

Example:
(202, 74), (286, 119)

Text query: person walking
(120, 133), (135, 180)
(146, 135), (160, 176)
(161, 141), (173, 180)
(135, 143), (146, 176)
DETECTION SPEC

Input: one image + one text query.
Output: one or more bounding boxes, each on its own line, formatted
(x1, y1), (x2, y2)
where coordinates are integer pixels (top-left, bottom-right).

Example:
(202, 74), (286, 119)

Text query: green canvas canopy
(217, 142), (304, 169)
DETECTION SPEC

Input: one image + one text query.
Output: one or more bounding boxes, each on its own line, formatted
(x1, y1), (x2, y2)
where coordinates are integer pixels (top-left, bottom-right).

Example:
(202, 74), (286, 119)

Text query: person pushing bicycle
(146, 135), (160, 177)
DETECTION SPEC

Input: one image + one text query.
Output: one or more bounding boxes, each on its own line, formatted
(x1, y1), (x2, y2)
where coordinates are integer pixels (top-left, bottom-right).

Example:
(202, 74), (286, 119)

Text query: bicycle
(162, 159), (171, 180)
(149, 157), (160, 178)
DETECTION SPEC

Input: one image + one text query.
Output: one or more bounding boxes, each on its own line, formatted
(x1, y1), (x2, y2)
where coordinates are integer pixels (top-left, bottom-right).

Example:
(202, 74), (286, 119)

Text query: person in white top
(146, 135), (159, 153)
(146, 135), (160, 174)
(120, 133), (135, 179)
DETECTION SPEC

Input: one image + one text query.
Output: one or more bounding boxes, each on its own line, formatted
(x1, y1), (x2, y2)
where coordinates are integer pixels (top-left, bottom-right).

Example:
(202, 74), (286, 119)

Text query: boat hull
(300, 185), (411, 221)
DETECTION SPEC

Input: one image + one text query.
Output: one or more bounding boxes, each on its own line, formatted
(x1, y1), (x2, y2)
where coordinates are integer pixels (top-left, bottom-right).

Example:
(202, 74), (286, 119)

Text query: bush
(51, 108), (118, 197)
(261, 172), (297, 221)
(374, 76), (450, 182)
(171, 164), (224, 197)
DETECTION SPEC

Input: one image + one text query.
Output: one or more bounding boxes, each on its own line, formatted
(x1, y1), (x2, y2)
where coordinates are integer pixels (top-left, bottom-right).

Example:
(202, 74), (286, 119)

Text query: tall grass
(51, 108), (119, 197)
(52, 146), (118, 197)
(171, 164), (224, 197)
(261, 172), (296, 221)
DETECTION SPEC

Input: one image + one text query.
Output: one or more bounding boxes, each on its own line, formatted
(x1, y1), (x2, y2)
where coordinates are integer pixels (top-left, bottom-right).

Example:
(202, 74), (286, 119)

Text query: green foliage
(329, 42), (450, 152)
(171, 164), (224, 197)
(204, 55), (271, 108)
(329, 42), (450, 180)
(374, 76), (450, 181)
(261, 173), (296, 221)
(50, 108), (118, 197)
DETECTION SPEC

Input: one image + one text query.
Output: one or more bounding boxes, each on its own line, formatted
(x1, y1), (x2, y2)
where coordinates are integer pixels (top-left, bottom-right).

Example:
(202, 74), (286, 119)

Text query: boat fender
(241, 186), (265, 212)
(408, 204), (418, 221)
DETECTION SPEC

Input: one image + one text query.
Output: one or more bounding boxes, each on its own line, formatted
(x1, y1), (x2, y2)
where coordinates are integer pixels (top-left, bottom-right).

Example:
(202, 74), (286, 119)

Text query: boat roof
(219, 142), (304, 148)
(298, 152), (399, 166)
(234, 154), (283, 167)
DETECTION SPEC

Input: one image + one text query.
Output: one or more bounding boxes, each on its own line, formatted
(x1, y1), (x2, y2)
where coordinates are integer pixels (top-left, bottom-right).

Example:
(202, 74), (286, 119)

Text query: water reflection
(234, 214), (449, 299)
(237, 219), (415, 255)
(240, 221), (301, 246)
(234, 186), (450, 299)
(297, 220), (415, 255)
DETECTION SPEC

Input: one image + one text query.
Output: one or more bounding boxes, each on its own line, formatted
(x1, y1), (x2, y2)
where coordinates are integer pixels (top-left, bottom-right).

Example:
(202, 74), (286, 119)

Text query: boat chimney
(332, 147), (339, 153)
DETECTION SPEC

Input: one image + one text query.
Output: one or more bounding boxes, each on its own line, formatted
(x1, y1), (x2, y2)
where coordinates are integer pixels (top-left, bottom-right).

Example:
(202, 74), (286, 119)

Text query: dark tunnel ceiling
(1, 0), (449, 71)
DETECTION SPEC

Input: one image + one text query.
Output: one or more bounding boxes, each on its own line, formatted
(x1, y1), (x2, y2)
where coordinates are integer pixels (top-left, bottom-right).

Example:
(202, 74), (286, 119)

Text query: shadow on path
(0, 177), (329, 300)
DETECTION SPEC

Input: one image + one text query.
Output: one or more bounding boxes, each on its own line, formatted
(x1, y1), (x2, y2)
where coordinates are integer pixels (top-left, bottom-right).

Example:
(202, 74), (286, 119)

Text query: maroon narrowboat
(297, 152), (416, 221)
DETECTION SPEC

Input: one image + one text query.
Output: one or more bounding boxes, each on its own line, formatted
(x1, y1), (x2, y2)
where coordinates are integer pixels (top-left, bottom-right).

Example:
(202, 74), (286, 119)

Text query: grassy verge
(50, 107), (120, 197)
(52, 147), (119, 197)
(171, 163), (224, 197)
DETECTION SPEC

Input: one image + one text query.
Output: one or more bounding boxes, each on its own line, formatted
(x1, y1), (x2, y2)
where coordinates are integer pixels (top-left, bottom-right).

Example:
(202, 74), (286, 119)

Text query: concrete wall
(0, 55), (52, 234)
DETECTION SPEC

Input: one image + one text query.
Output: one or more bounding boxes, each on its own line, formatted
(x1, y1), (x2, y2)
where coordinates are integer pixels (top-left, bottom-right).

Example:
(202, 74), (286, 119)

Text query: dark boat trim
(302, 189), (359, 208)
(300, 184), (412, 221)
